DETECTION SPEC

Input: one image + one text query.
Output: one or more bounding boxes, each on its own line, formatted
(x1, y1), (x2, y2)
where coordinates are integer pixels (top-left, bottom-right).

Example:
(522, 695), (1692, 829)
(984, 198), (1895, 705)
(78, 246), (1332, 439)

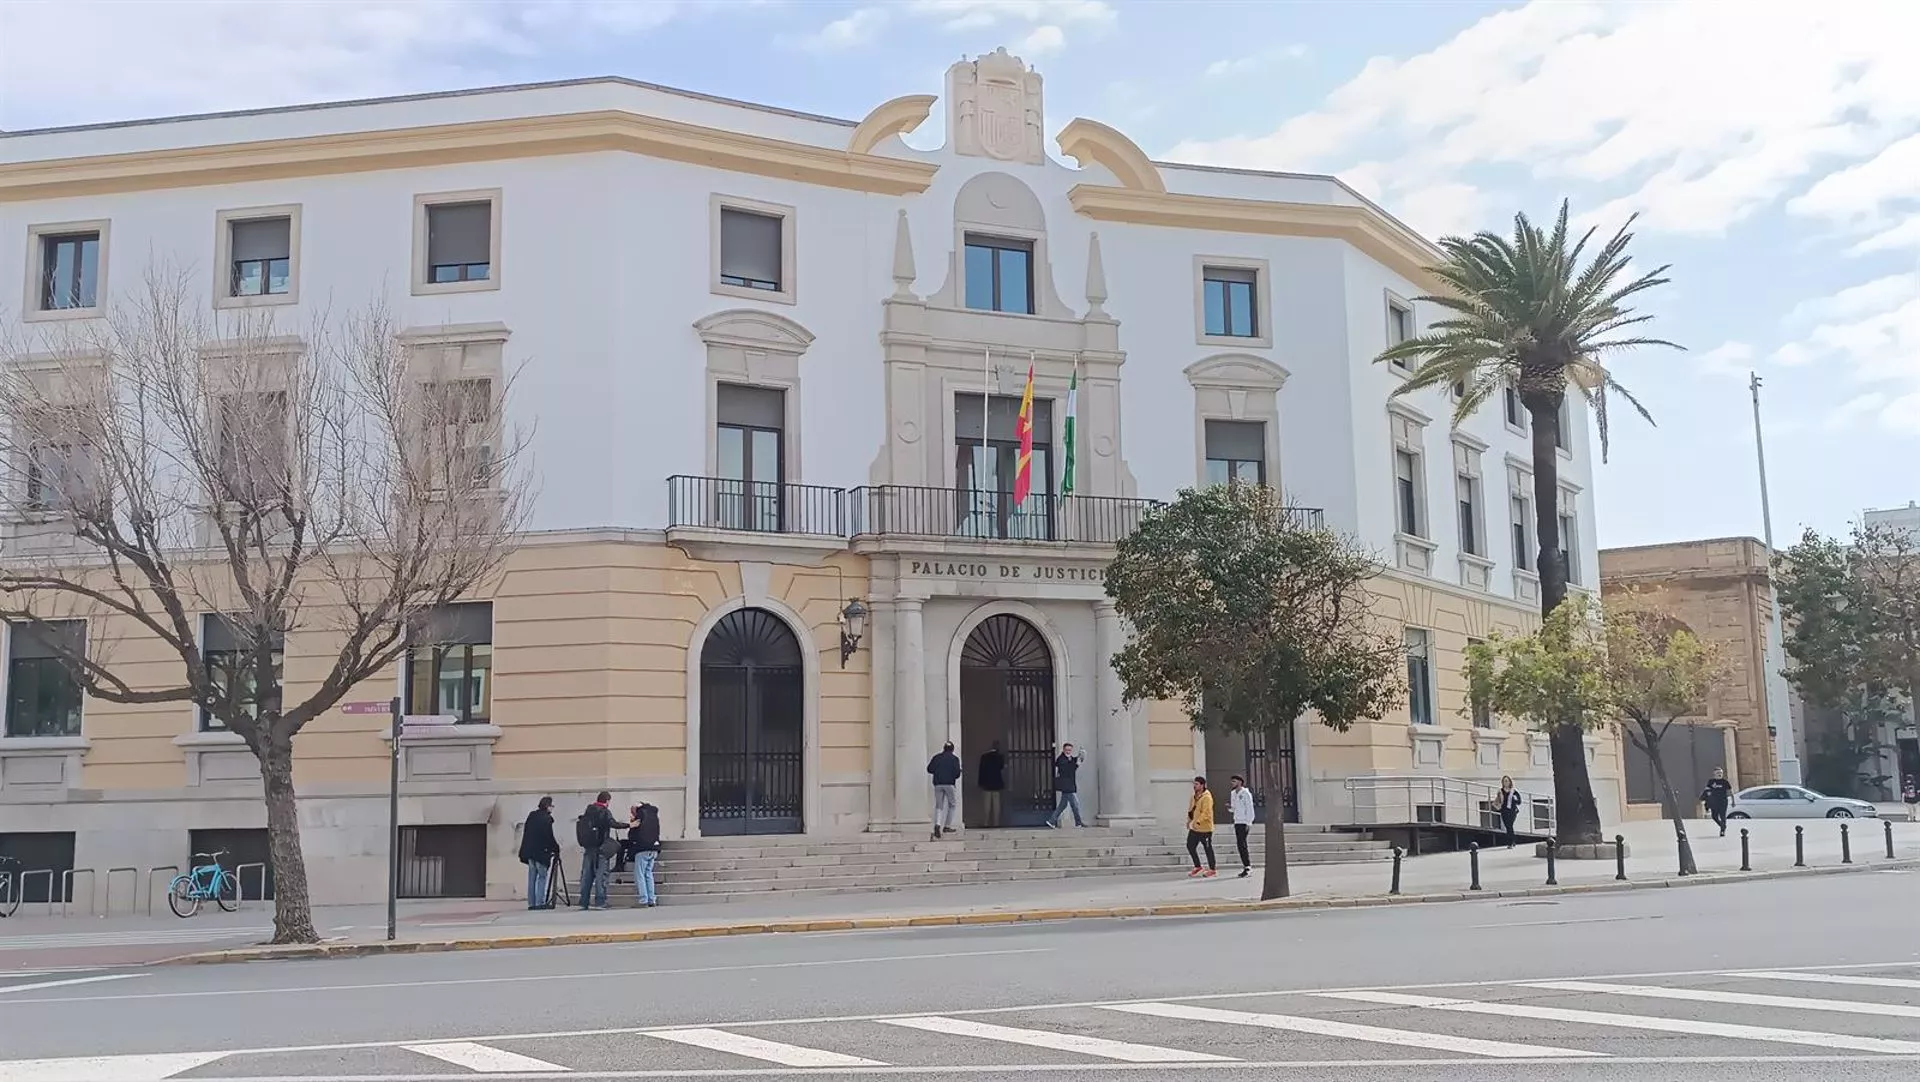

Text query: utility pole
(1751, 372), (1802, 784)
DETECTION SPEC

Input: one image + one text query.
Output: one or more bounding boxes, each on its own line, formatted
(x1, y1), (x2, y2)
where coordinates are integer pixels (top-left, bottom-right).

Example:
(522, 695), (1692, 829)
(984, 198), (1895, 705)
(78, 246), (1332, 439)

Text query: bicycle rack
(234, 863), (267, 907)
(19, 869), (54, 916)
(60, 869), (96, 917)
(104, 867), (138, 917)
(145, 865), (180, 917)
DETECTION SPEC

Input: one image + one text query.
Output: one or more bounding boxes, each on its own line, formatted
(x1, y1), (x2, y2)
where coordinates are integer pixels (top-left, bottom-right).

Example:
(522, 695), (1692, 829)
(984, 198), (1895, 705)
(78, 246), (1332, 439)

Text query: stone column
(1095, 600), (1146, 825)
(891, 595), (928, 832)
(866, 598), (896, 831)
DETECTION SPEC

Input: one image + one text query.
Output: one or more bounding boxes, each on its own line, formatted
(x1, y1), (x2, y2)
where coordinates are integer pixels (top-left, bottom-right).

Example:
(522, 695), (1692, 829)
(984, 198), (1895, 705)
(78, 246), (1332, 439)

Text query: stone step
(607, 859), (1382, 900)
(660, 841), (1380, 873)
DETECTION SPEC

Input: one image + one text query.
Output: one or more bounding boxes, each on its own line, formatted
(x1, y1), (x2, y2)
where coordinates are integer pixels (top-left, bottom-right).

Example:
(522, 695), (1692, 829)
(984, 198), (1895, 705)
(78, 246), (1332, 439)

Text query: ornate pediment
(947, 48), (1045, 165)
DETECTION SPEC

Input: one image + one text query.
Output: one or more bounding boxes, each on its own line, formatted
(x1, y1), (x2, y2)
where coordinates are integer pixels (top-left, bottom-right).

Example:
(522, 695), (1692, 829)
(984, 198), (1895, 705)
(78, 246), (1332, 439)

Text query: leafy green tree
(1105, 483), (1404, 900)
(1602, 603), (1726, 875)
(1379, 201), (1681, 846)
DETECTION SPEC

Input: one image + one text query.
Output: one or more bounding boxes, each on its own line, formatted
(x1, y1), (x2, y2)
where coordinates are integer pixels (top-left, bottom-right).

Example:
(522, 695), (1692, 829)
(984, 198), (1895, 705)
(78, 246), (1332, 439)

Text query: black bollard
(1887, 819), (1896, 860)
(1545, 837), (1559, 886)
(1615, 834), (1627, 881)
(1676, 823), (1692, 877)
(1390, 845), (1403, 895)
(1841, 822), (1852, 864)
(1740, 828), (1751, 871)
(1468, 842), (1482, 891)
(1794, 825), (1805, 867)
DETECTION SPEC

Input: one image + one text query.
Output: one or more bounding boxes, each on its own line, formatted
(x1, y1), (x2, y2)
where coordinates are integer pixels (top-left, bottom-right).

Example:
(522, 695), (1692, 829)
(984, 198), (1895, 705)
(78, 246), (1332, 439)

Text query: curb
(165, 857), (1920, 967)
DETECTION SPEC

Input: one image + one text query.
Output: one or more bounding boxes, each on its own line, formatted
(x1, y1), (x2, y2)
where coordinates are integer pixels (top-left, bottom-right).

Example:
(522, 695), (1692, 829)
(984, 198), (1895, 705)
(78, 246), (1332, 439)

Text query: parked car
(1727, 785), (1880, 820)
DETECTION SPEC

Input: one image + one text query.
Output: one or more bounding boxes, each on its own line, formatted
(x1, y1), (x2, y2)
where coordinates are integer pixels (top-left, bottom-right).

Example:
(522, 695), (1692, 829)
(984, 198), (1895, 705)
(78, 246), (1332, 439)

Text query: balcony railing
(666, 476), (846, 537)
(849, 486), (1159, 545)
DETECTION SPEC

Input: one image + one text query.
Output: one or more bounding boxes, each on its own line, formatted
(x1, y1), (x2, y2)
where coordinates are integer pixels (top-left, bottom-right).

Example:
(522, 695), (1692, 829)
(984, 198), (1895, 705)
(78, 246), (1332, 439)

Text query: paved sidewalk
(6, 815), (1913, 970)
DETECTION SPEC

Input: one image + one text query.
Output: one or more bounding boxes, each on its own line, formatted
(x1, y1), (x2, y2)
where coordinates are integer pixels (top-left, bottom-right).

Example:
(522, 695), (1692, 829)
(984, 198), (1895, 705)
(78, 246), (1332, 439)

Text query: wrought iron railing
(1343, 774), (1556, 835)
(666, 476), (847, 537)
(849, 486), (1161, 544)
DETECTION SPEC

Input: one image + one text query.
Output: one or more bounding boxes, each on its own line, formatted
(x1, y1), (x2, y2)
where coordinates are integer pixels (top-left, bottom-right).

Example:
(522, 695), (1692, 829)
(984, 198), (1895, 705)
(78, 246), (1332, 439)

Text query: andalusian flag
(1012, 365), (1035, 505)
(1060, 361), (1078, 496)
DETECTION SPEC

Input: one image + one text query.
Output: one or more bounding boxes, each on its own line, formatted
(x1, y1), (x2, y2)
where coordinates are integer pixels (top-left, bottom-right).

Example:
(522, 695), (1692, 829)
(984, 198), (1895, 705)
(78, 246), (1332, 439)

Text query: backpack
(575, 807), (600, 849)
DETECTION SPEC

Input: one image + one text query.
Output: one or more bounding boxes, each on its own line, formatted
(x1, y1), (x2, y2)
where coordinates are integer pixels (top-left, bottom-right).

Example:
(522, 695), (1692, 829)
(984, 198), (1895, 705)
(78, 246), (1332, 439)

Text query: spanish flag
(1012, 364), (1035, 505)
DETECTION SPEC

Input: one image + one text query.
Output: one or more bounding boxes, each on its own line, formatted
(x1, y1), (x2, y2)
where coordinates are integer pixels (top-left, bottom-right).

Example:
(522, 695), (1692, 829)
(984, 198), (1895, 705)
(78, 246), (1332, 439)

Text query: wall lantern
(838, 598), (869, 668)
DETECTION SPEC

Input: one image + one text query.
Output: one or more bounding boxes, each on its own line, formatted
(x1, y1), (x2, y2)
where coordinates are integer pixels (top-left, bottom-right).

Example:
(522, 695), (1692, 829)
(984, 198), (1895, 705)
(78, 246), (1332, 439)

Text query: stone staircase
(605, 825), (1390, 905)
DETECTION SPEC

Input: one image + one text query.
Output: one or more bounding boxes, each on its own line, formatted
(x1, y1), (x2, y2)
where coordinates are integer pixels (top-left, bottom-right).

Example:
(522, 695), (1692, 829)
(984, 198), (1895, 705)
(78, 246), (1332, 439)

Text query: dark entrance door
(699, 607), (805, 836)
(959, 614), (1056, 828)
(1204, 715), (1299, 824)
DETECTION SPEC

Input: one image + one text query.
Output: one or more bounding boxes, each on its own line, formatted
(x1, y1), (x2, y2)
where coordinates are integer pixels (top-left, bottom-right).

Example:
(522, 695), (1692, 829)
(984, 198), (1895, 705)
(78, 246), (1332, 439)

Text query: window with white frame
(214, 391), (289, 503)
(719, 207), (784, 293)
(5, 620), (84, 738)
(1387, 298), (1414, 369)
(1511, 490), (1533, 574)
(1457, 470), (1482, 556)
(406, 602), (492, 725)
(414, 193), (500, 294)
(1394, 448), (1423, 537)
(1466, 636), (1492, 728)
(423, 378), (496, 492)
(963, 235), (1034, 315)
(1503, 384), (1526, 431)
(1560, 508), (1581, 584)
(1556, 396), (1572, 452)
(23, 437), (98, 515)
(36, 229), (102, 312)
(1204, 419), (1266, 486)
(200, 615), (283, 731)
(1202, 266), (1259, 338)
(228, 216), (292, 298)
(1404, 627), (1434, 727)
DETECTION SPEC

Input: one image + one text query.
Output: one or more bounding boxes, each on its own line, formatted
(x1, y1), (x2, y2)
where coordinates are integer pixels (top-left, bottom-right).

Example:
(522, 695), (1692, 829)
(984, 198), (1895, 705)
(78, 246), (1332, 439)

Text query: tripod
(547, 852), (572, 909)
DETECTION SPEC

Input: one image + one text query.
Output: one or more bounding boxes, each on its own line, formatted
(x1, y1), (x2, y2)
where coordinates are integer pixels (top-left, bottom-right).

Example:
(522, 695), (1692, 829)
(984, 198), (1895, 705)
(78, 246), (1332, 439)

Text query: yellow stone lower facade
(0, 531), (1624, 904)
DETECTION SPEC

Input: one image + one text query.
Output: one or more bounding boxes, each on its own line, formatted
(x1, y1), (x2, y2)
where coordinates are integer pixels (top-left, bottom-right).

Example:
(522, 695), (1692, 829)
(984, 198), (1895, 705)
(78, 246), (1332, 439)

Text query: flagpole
(981, 346), (991, 498)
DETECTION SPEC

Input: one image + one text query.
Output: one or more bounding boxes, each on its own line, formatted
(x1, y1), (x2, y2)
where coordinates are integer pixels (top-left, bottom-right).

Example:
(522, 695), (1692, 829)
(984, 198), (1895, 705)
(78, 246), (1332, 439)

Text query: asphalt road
(4, 869), (1919, 1081)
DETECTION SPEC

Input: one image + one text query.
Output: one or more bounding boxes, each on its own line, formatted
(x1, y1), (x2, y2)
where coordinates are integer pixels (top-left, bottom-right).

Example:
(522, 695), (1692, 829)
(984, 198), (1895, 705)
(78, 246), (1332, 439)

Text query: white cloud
(910, 0), (1116, 33)
(1767, 274), (1920, 389)
(1204, 44), (1307, 80)
(791, 6), (888, 51)
(1019, 24), (1067, 56)
(1695, 342), (1757, 379)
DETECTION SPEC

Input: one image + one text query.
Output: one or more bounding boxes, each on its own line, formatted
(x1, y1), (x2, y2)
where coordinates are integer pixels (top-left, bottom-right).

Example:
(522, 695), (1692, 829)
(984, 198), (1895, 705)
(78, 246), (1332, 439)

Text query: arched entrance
(1203, 712), (1299, 824)
(959, 614), (1056, 828)
(699, 607), (805, 835)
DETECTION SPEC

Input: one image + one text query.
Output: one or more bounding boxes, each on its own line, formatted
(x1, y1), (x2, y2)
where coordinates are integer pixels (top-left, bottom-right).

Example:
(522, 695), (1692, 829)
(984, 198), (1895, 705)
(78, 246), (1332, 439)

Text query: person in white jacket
(1228, 775), (1257, 878)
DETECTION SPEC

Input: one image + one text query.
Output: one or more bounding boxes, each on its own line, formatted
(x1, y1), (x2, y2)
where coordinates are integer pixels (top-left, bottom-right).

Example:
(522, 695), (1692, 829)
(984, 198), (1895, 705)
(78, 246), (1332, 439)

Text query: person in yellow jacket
(1185, 776), (1217, 878)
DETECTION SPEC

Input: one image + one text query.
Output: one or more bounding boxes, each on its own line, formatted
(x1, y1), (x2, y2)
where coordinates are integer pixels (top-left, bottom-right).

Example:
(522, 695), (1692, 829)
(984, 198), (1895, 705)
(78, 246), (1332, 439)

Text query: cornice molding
(0, 110), (939, 202)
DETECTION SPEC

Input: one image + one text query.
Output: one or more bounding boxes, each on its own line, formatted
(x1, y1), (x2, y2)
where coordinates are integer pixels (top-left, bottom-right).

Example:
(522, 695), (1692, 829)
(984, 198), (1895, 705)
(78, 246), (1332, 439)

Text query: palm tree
(1378, 200), (1680, 846)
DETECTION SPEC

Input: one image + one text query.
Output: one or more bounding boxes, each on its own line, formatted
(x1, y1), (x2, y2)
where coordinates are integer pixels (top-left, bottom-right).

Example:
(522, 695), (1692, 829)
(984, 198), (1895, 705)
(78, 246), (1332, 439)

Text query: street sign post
(386, 695), (402, 942)
(341, 701), (389, 715)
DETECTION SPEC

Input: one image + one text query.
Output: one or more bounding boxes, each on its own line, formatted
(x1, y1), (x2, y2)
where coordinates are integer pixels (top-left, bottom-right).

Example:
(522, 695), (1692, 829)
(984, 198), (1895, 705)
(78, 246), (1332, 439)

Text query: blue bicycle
(168, 850), (238, 917)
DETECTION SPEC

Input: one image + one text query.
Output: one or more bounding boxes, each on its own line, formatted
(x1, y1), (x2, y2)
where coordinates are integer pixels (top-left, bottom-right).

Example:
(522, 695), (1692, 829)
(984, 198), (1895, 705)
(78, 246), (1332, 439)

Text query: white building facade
(0, 51), (1619, 901)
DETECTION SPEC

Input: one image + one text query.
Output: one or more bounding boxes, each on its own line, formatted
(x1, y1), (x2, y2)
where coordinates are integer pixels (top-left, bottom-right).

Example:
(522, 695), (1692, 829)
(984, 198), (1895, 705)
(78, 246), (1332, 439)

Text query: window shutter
(409, 602), (493, 646)
(428, 202), (492, 265)
(717, 384), (785, 430)
(719, 209), (783, 286)
(1205, 266), (1257, 285)
(10, 620), (83, 661)
(231, 218), (291, 262)
(1203, 420), (1265, 461)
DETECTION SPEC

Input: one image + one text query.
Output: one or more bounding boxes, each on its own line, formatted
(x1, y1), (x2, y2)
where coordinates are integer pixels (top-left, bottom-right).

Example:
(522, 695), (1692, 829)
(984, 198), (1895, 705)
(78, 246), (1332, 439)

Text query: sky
(2, 0), (1916, 551)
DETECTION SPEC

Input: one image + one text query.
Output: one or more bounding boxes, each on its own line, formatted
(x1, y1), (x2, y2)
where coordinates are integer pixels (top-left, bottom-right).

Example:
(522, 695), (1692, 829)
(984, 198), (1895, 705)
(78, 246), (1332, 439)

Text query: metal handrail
(234, 862), (268, 906)
(104, 867), (138, 917)
(60, 869), (95, 917)
(1344, 774), (1557, 835)
(666, 475), (847, 537)
(145, 865), (180, 916)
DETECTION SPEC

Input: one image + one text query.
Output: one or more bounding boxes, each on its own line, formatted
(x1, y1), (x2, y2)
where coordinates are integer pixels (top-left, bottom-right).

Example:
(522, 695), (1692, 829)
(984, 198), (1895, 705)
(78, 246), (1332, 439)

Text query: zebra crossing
(7, 966), (1920, 1078)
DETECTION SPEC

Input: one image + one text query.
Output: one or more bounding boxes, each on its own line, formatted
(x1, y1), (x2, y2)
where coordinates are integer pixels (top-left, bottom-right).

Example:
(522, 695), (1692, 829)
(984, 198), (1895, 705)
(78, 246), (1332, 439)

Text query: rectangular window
(39, 232), (100, 311)
(1512, 493), (1533, 573)
(1457, 472), (1480, 556)
(426, 201), (492, 284)
(406, 602), (492, 725)
(718, 208), (784, 292)
(1202, 266), (1259, 338)
(715, 383), (785, 532)
(963, 235), (1034, 315)
(4, 620), (84, 738)
(397, 824), (488, 899)
(1503, 385), (1525, 430)
(1404, 628), (1433, 727)
(425, 378), (495, 491)
(200, 615), (284, 731)
(24, 440), (97, 513)
(1467, 637), (1492, 728)
(1560, 511), (1580, 584)
(1387, 299), (1414, 370)
(955, 392), (1053, 539)
(229, 217), (292, 297)
(1556, 397), (1572, 452)
(215, 392), (289, 502)
(1394, 449), (1422, 536)
(1204, 419), (1266, 486)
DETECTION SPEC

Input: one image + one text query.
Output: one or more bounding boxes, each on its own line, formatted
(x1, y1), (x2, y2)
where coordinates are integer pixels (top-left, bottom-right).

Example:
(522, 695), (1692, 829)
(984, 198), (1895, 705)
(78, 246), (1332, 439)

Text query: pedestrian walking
(1046, 743), (1085, 828)
(1186, 776), (1217, 877)
(627, 803), (661, 908)
(977, 740), (1007, 828)
(1903, 776), (1918, 822)
(1227, 775), (1255, 878)
(1496, 776), (1523, 849)
(928, 741), (963, 839)
(574, 791), (627, 911)
(517, 796), (560, 910)
(1701, 767), (1734, 837)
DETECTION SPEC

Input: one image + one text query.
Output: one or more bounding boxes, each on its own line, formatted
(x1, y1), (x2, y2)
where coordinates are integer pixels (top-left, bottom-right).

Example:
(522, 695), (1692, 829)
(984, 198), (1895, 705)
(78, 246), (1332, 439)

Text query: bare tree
(0, 268), (531, 943)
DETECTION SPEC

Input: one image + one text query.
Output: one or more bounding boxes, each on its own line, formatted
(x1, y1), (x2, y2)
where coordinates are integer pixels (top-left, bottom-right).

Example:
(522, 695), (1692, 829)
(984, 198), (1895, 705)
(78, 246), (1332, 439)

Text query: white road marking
(0, 1052), (229, 1081)
(878, 1015), (1230, 1063)
(1731, 970), (1920, 991)
(1527, 979), (1920, 1019)
(0, 927), (267, 951)
(646, 1028), (885, 1068)
(0, 948), (1052, 1005)
(0, 974), (143, 996)
(1103, 1001), (1602, 1060)
(1470, 916), (1660, 929)
(1322, 990), (1920, 1055)
(403, 1042), (569, 1073)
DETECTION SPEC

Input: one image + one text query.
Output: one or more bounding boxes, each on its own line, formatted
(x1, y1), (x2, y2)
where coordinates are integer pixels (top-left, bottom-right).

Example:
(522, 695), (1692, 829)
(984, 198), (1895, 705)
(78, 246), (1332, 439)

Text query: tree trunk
(1260, 724), (1291, 900)
(259, 739), (319, 944)
(1635, 720), (1697, 875)
(1526, 391), (1604, 846)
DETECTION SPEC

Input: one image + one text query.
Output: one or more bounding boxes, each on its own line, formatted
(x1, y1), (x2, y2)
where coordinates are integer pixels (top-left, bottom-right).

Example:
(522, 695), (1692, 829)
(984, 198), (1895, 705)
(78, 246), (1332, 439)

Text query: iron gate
(960, 615), (1057, 827)
(1245, 727), (1300, 824)
(700, 608), (806, 835)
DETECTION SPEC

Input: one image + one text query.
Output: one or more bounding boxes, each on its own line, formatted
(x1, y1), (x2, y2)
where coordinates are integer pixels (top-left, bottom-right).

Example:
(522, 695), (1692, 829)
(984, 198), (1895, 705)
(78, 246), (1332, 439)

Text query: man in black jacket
(977, 741), (1007, 828)
(576, 791), (626, 910)
(927, 742), (963, 840)
(518, 796), (559, 910)
(1047, 743), (1085, 828)
(1701, 767), (1734, 836)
